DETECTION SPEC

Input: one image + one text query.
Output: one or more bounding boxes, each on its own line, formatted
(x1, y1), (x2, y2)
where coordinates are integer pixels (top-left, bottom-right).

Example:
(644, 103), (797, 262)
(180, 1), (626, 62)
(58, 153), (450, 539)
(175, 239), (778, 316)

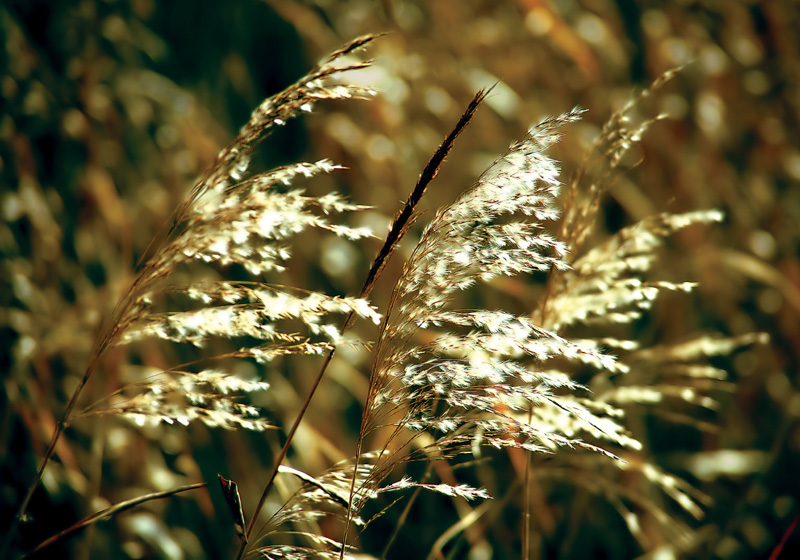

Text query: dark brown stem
(236, 346), (337, 560)
(338, 87), (491, 559)
(237, 87), (490, 560)
(360, 86), (493, 294)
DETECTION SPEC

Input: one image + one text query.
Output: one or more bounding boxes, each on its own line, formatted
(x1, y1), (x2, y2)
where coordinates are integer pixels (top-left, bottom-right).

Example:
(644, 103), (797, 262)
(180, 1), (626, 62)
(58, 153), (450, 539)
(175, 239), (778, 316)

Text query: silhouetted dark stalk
(237, 87), (489, 560)
(336, 87), (491, 560)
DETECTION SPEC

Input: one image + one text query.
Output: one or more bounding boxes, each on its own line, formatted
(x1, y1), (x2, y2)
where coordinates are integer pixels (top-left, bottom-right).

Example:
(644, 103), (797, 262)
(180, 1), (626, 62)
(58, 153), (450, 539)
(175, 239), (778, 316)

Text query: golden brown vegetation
(2, 2), (798, 559)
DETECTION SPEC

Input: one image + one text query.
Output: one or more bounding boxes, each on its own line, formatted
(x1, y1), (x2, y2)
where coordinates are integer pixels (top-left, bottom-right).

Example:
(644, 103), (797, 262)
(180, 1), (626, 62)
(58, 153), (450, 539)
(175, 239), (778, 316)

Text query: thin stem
(0, 358), (98, 559)
(7, 36), (381, 560)
(23, 483), (206, 558)
(358, 85), (493, 295)
(769, 513), (800, 560)
(237, 87), (490, 560)
(522, 408), (533, 560)
(339, 88), (491, 559)
(426, 500), (494, 560)
(236, 347), (338, 560)
(380, 465), (431, 560)
(524, 251), (560, 559)
(2, 209), (184, 559)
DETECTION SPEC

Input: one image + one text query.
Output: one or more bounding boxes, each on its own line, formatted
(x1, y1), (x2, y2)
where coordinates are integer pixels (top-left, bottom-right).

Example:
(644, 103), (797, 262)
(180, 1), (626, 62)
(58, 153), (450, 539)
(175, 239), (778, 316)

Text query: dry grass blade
(23, 483), (206, 558)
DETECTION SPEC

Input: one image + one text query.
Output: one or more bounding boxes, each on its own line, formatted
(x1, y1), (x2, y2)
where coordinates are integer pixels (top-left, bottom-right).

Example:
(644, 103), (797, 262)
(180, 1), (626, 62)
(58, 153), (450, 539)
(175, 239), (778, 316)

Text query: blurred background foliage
(1, 0), (799, 558)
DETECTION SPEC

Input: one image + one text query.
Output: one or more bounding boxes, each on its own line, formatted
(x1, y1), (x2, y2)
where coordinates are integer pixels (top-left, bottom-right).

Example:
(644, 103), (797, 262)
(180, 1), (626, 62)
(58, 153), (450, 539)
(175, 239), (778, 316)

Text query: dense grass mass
(2, 2), (798, 559)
